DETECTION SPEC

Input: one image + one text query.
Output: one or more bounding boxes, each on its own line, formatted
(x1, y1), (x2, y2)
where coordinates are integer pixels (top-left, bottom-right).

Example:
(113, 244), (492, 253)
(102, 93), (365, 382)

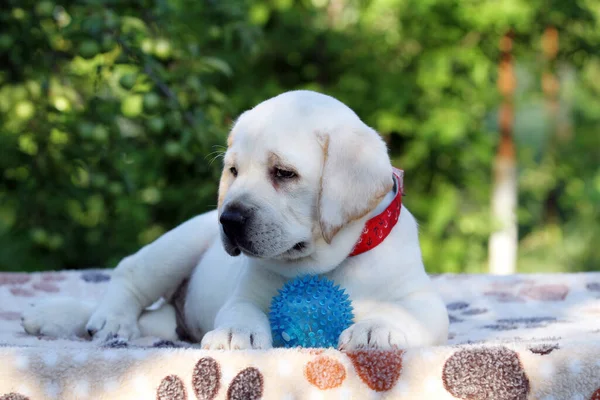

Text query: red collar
(348, 168), (404, 257)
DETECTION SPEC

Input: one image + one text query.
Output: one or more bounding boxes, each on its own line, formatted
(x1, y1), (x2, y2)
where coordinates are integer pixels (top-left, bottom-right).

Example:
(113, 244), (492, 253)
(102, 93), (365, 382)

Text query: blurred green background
(1, 0), (599, 274)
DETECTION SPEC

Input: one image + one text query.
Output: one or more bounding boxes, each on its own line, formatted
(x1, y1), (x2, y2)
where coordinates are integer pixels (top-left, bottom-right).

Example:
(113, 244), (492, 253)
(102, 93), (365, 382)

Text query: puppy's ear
(318, 127), (393, 244)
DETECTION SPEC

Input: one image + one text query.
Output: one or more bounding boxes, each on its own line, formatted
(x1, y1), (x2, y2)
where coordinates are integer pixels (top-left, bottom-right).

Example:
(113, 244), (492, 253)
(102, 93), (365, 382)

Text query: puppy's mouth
(292, 241), (307, 252)
(246, 241), (308, 257)
(227, 240), (310, 260)
(279, 241), (310, 260)
(225, 239), (263, 258)
(221, 234), (242, 257)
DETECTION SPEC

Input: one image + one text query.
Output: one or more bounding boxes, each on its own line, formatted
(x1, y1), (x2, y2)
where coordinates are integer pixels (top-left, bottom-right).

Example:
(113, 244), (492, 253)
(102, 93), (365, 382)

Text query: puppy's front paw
(86, 309), (141, 341)
(201, 328), (272, 350)
(338, 322), (408, 351)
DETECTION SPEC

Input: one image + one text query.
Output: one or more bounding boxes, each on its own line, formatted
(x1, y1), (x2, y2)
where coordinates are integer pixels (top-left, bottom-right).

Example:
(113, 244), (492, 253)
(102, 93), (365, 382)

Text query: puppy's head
(217, 90), (393, 273)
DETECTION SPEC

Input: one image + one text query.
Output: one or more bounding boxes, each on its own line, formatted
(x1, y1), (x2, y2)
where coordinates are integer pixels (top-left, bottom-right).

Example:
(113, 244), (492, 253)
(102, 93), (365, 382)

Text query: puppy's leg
(86, 210), (220, 341)
(200, 266), (283, 350)
(22, 297), (96, 339)
(138, 303), (179, 341)
(339, 290), (449, 350)
(22, 296), (179, 341)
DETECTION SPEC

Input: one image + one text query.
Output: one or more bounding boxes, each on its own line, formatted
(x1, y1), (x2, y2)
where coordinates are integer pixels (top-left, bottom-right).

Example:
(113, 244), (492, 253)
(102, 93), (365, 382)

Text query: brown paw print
(0, 394), (30, 400)
(9, 288), (35, 297)
(193, 357), (221, 400)
(298, 348), (325, 356)
(0, 273), (31, 285)
(41, 272), (66, 282)
(529, 343), (559, 355)
(518, 284), (569, 301)
(346, 350), (404, 392)
(483, 291), (525, 303)
(0, 311), (21, 321)
(305, 356), (346, 390)
(227, 367), (263, 400)
(442, 346), (530, 400)
(157, 375), (187, 400)
(32, 282), (60, 293)
(587, 282), (600, 292)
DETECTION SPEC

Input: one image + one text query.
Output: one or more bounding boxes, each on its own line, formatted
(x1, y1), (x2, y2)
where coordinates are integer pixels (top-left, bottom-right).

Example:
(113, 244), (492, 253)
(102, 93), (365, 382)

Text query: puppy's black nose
(220, 206), (247, 242)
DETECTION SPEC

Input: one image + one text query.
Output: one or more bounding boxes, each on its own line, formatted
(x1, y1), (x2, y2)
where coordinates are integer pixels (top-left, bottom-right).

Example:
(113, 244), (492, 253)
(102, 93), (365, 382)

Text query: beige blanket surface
(0, 270), (599, 400)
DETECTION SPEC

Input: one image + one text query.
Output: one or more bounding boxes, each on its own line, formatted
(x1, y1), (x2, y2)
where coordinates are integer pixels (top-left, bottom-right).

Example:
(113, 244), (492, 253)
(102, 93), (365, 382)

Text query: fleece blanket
(0, 270), (599, 400)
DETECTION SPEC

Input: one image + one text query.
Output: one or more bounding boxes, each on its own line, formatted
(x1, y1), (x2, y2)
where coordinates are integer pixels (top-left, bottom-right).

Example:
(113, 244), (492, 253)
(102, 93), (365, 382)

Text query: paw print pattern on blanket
(80, 271), (111, 283)
(2, 271), (600, 399)
(0, 394), (30, 400)
(0, 274), (31, 285)
(192, 357), (221, 400)
(346, 350), (404, 391)
(155, 352), (405, 399)
(529, 342), (560, 355)
(226, 367), (264, 400)
(157, 375), (187, 400)
(157, 357), (264, 400)
(2, 346), (600, 399)
(442, 347), (530, 400)
(305, 356), (346, 389)
(1, 272), (64, 297)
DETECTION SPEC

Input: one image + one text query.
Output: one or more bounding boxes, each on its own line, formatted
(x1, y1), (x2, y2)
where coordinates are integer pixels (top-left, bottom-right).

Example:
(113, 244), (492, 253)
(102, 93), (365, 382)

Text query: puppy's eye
(274, 168), (297, 179)
(229, 167), (238, 177)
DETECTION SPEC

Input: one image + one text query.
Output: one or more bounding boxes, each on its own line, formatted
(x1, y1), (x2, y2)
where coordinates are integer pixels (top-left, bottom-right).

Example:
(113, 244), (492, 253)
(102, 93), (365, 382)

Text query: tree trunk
(541, 26), (567, 225)
(488, 32), (518, 275)
(542, 26), (569, 143)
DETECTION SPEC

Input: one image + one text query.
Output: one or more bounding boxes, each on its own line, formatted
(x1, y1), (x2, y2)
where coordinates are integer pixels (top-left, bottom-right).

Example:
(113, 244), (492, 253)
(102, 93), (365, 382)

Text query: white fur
(21, 297), (95, 339)
(22, 91), (449, 350)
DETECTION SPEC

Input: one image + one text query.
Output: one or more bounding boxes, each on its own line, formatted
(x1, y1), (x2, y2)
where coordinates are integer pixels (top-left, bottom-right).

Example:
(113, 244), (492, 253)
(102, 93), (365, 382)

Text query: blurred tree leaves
(0, 0), (258, 270)
(0, 0), (598, 273)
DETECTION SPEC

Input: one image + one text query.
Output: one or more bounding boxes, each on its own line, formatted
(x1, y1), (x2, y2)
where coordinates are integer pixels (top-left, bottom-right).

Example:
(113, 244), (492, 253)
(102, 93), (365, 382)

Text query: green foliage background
(1, 0), (599, 273)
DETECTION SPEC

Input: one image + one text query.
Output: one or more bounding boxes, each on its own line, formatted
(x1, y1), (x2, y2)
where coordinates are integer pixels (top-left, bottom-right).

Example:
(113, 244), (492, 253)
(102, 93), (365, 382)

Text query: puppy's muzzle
(220, 204), (254, 252)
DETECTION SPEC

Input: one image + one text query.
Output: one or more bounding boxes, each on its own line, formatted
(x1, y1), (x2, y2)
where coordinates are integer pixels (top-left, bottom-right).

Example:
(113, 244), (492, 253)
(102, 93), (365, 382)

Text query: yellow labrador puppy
(22, 90), (448, 350)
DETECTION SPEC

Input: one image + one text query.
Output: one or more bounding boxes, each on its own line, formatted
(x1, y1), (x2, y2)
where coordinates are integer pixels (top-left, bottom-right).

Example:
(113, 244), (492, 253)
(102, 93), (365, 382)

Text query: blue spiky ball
(269, 275), (354, 348)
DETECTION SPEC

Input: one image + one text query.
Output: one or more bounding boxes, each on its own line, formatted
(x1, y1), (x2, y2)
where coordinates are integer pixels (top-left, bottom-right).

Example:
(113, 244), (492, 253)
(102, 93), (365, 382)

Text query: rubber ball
(269, 275), (354, 348)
